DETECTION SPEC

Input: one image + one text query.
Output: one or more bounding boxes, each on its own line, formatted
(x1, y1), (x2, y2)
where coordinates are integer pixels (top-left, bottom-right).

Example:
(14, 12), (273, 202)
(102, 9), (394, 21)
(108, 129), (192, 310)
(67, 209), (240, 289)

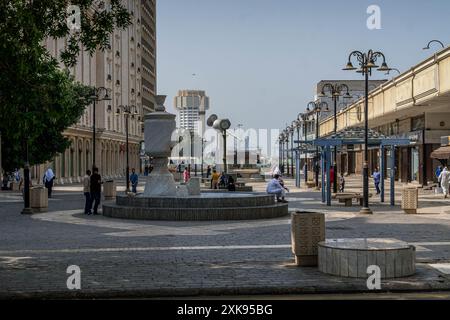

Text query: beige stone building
(319, 46), (450, 185)
(30, 0), (157, 184)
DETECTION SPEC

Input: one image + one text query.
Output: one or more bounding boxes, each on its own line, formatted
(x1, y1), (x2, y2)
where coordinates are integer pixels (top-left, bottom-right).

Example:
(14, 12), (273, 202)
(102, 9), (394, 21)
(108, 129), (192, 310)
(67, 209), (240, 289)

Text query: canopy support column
(390, 146), (396, 206)
(380, 145), (385, 203)
(295, 150), (300, 188)
(321, 147), (325, 203)
(326, 146), (332, 206)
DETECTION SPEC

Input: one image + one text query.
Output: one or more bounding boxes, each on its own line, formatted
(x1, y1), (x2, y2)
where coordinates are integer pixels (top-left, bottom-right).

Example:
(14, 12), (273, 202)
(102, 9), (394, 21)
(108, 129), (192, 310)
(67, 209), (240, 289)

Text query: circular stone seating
(318, 238), (416, 279)
(102, 192), (288, 221)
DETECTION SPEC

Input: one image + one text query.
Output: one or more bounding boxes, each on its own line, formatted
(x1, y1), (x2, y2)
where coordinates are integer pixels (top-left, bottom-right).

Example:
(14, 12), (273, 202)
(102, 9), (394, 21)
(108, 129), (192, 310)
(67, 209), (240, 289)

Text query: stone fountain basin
(102, 192), (288, 221)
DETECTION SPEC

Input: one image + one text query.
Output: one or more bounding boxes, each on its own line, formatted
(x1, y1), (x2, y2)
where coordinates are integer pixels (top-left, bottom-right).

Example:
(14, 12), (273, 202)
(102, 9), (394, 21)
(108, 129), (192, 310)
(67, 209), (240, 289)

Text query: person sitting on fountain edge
(266, 174), (288, 203)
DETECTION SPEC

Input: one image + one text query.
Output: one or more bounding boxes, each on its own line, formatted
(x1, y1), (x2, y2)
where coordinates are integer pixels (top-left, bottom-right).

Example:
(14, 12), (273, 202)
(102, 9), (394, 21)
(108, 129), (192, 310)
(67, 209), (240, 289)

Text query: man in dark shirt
(90, 167), (102, 215)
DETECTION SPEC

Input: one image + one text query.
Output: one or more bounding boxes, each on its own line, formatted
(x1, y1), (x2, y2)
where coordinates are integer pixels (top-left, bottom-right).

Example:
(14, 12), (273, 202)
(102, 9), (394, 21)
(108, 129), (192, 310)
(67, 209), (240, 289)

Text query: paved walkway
(1, 176), (450, 298)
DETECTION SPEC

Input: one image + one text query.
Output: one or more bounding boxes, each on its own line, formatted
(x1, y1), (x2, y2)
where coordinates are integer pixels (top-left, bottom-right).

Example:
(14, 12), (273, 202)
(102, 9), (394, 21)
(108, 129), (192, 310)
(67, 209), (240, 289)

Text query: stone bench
(306, 181), (316, 188)
(318, 238), (416, 279)
(334, 193), (373, 207)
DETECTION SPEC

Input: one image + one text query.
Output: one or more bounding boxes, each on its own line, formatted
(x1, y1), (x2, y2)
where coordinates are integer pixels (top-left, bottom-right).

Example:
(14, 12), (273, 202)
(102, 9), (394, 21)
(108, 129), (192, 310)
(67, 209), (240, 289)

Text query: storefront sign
(441, 136), (450, 146)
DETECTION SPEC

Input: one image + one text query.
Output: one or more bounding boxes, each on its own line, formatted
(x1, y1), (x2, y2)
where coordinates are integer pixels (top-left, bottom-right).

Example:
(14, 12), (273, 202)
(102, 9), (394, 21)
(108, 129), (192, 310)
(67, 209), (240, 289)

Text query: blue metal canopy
(312, 127), (411, 147)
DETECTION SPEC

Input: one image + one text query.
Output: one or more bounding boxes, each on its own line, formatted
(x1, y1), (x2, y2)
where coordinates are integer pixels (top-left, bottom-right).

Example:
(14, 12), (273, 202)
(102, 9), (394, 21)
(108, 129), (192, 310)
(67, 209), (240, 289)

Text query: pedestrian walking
(144, 165), (149, 176)
(211, 169), (220, 189)
(330, 166), (335, 186)
(43, 167), (55, 198)
(83, 170), (92, 215)
(372, 168), (381, 195)
(438, 167), (450, 199)
(206, 165), (211, 178)
(130, 168), (139, 193)
(435, 166), (442, 181)
(219, 172), (228, 187)
(339, 173), (345, 193)
(90, 167), (102, 215)
(227, 175), (236, 191)
(183, 167), (191, 183)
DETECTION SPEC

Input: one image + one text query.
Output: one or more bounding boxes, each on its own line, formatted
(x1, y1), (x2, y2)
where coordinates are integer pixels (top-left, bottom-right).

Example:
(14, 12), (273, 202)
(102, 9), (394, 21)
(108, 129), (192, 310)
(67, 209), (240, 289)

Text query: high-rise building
(29, 0), (157, 184)
(174, 90), (210, 134)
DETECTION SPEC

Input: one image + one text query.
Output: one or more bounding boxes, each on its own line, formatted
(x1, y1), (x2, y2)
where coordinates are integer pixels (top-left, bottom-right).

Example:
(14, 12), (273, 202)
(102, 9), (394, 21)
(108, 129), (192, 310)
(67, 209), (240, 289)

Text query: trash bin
(291, 211), (325, 266)
(30, 186), (48, 212)
(10, 181), (19, 191)
(104, 180), (116, 200)
(401, 187), (418, 214)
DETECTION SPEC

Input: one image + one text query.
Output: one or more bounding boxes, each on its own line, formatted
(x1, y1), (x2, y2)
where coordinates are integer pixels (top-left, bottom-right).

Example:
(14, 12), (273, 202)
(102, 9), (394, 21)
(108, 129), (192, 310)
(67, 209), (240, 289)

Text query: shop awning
(430, 146), (450, 159)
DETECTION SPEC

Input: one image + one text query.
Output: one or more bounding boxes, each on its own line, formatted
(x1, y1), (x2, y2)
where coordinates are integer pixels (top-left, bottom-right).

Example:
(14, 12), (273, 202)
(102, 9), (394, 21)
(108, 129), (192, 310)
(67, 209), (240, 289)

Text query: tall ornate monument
(142, 95), (178, 197)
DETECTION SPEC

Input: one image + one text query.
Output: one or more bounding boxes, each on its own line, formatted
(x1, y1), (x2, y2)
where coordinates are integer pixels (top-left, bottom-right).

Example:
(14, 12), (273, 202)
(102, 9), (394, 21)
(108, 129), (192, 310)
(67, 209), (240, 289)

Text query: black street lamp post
(306, 101), (329, 188)
(201, 138), (205, 178)
(303, 114), (308, 184)
(290, 123), (295, 178)
(117, 104), (138, 192)
(319, 83), (351, 193)
(423, 40), (445, 50)
(283, 129), (290, 176)
(343, 49), (391, 214)
(90, 87), (111, 171)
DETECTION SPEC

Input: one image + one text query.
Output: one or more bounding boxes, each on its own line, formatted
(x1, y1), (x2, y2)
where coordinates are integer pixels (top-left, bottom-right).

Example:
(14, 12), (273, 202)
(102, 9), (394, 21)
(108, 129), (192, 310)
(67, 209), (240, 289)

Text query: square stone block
(104, 180), (117, 200)
(291, 212), (325, 266)
(30, 187), (48, 212)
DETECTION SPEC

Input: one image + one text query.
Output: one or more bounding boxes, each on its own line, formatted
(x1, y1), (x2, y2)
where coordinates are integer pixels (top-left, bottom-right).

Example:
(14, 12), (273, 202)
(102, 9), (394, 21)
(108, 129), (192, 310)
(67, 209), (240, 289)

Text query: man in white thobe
(438, 167), (450, 198)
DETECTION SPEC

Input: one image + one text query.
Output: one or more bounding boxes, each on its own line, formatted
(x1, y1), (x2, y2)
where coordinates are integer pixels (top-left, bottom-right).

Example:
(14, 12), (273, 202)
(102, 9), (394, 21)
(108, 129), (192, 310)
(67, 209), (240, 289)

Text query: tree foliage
(0, 0), (131, 171)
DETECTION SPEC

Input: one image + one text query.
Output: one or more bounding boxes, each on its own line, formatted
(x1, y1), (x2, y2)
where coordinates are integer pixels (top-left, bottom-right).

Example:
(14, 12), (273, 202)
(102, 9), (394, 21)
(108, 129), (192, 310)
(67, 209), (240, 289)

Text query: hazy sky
(157, 0), (449, 130)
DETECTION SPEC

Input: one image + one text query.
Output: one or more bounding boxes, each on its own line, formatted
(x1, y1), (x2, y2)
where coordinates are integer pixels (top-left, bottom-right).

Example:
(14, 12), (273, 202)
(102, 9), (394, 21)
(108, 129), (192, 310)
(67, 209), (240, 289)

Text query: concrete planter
(10, 181), (20, 191)
(401, 187), (418, 214)
(318, 238), (416, 279)
(30, 187), (48, 212)
(291, 211), (325, 266)
(104, 180), (117, 200)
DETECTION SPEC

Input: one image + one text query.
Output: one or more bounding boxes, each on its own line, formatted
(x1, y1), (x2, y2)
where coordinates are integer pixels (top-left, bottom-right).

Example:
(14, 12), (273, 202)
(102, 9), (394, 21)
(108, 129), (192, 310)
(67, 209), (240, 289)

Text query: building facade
(319, 47), (450, 185)
(30, 0), (157, 184)
(174, 90), (210, 133)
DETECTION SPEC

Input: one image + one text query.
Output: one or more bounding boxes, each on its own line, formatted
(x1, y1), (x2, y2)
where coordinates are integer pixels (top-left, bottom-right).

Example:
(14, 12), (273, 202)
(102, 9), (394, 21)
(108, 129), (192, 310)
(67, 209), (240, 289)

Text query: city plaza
(2, 1), (450, 300)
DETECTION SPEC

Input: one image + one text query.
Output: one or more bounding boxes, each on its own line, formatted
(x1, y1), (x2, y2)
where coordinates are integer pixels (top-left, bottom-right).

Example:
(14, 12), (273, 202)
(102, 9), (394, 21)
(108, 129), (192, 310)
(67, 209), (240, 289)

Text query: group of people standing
(82, 168), (103, 215)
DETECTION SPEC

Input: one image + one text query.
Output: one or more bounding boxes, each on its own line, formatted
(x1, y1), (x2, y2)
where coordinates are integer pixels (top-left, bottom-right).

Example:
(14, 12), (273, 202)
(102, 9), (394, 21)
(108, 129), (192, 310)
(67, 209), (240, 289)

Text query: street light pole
(90, 87), (111, 171)
(303, 115), (308, 184)
(343, 49), (391, 215)
(118, 105), (137, 192)
(319, 83), (351, 194)
(306, 101), (329, 189)
(201, 138), (205, 178)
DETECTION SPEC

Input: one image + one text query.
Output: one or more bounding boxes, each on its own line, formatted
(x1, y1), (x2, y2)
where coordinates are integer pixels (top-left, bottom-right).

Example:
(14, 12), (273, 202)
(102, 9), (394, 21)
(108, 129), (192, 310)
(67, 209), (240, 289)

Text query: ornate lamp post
(343, 49), (391, 214)
(90, 87), (111, 170)
(283, 129), (290, 176)
(423, 40), (445, 50)
(279, 132), (285, 174)
(290, 121), (297, 178)
(117, 105), (138, 192)
(318, 83), (351, 193)
(306, 101), (329, 188)
(298, 113), (309, 183)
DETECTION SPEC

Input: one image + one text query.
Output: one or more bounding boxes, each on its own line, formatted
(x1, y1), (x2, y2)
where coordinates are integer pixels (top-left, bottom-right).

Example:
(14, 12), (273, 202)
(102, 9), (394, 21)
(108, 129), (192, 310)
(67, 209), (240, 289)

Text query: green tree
(0, 0), (131, 172)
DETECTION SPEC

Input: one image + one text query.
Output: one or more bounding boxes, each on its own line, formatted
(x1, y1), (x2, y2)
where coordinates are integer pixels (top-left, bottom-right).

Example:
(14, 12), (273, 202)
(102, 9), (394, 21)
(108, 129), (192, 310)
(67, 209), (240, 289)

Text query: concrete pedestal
(291, 211), (325, 266)
(104, 180), (117, 201)
(318, 238), (416, 278)
(186, 177), (201, 195)
(10, 181), (19, 191)
(402, 188), (418, 214)
(30, 187), (48, 212)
